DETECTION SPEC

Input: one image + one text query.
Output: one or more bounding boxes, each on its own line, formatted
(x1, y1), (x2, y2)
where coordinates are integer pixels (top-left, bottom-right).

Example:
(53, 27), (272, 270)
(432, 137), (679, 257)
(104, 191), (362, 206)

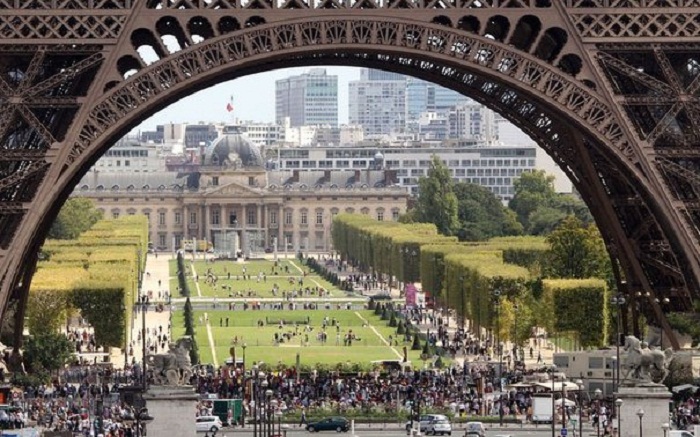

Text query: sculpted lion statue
(621, 335), (673, 385)
(147, 337), (193, 386)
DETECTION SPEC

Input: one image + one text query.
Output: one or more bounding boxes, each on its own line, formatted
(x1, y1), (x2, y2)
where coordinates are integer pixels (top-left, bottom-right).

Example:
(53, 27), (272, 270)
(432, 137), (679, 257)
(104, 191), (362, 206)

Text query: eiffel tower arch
(1, 0), (699, 348)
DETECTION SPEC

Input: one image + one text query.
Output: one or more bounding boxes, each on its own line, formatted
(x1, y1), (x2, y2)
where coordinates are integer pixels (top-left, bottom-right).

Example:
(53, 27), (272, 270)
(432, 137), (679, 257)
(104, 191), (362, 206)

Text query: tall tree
(414, 156), (459, 236)
(453, 182), (522, 241)
(508, 170), (557, 232)
(545, 215), (611, 279)
(24, 332), (74, 375)
(48, 198), (103, 240)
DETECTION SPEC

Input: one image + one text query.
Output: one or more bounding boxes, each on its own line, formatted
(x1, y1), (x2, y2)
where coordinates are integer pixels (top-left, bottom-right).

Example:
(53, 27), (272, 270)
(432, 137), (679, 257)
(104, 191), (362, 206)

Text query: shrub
(389, 313), (397, 327)
(411, 335), (421, 350)
(396, 320), (405, 335)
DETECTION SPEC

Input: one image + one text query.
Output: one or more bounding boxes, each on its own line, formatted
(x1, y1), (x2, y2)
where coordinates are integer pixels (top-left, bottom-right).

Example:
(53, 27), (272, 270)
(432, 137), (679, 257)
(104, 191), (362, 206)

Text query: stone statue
(147, 337), (193, 386)
(621, 335), (674, 385)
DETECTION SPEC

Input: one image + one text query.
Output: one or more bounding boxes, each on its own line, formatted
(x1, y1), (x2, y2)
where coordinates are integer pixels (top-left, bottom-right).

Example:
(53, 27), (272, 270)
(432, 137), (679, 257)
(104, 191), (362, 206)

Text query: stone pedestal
(143, 385), (198, 437)
(615, 385), (671, 437)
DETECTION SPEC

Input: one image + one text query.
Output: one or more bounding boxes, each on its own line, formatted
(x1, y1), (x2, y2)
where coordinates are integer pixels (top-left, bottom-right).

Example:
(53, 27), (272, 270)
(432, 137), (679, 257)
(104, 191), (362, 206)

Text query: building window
(377, 211), (384, 221)
(158, 212), (165, 225)
(174, 212), (181, 225)
(112, 211), (120, 219)
(270, 211), (277, 225)
(211, 209), (220, 225)
(301, 211), (308, 225)
(144, 212), (150, 223)
(316, 211), (323, 225)
(249, 176), (255, 186)
(229, 213), (238, 226)
(212, 177), (219, 186)
(247, 209), (256, 225)
(158, 234), (166, 247)
(189, 212), (197, 224)
(285, 211), (293, 225)
(392, 210), (400, 220)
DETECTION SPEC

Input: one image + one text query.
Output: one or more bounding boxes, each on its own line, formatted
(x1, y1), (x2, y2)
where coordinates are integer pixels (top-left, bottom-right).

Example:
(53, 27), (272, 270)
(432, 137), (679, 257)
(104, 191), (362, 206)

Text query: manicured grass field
(169, 259), (348, 299)
(171, 309), (431, 366)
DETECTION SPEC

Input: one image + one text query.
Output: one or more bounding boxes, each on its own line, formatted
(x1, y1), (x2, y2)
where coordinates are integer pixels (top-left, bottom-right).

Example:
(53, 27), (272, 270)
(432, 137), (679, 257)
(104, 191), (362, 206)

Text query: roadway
(200, 428), (594, 437)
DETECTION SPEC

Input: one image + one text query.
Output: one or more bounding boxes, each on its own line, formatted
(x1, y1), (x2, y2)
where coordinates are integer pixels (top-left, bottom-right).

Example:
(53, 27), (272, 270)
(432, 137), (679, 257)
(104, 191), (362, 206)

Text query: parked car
(306, 416), (349, 433)
(427, 419), (452, 435)
(196, 415), (223, 432)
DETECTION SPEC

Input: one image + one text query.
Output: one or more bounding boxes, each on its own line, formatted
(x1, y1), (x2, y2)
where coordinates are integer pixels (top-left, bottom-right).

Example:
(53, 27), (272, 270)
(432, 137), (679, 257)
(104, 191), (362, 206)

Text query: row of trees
(332, 214), (610, 348)
(25, 212), (148, 376)
(405, 156), (593, 240)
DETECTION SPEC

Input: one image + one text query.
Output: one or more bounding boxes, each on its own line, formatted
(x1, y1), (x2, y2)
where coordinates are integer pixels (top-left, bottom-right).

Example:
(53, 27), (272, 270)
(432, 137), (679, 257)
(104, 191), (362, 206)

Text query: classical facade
(74, 129), (408, 255)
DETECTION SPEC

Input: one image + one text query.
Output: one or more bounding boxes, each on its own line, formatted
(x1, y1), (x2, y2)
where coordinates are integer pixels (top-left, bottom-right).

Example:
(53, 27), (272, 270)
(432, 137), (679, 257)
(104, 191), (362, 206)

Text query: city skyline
(134, 65), (532, 146)
(134, 67), (359, 132)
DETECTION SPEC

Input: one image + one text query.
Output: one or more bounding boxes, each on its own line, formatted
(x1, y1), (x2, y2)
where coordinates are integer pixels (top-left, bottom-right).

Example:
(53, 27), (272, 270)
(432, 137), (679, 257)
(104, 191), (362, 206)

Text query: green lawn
(168, 259), (348, 299)
(171, 309), (434, 366)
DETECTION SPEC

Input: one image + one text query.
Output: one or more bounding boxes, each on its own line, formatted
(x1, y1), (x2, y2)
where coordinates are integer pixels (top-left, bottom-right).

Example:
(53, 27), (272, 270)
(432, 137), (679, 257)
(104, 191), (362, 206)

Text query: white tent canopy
(533, 381), (582, 392)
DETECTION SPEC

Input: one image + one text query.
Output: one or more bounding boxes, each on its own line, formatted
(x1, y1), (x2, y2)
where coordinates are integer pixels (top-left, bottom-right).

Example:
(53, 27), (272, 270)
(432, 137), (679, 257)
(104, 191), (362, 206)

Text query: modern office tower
(275, 68), (338, 128)
(349, 78), (406, 137)
(360, 68), (405, 81)
(449, 103), (497, 143)
(405, 77), (472, 133)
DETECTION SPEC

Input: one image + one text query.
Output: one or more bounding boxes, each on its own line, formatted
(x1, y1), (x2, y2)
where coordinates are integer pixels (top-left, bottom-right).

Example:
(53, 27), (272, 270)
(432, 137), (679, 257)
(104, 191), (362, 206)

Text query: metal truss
(2, 2), (700, 350)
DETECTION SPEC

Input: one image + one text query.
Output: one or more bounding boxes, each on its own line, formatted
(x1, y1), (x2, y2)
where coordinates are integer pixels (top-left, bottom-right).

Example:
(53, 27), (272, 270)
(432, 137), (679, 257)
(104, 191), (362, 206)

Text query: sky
(135, 66), (361, 131)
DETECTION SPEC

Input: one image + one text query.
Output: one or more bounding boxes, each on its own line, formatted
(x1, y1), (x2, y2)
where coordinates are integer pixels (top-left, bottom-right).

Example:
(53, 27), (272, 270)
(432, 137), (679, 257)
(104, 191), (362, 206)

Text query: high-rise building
(349, 74), (406, 137)
(275, 68), (338, 128)
(405, 77), (471, 132)
(360, 69), (405, 81)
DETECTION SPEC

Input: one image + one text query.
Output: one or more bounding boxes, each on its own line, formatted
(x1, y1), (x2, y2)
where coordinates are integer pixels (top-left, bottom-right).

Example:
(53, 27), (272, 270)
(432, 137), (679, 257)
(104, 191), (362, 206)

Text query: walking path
(109, 252), (172, 367)
(190, 262), (202, 297)
(354, 311), (403, 359)
(204, 313), (219, 367)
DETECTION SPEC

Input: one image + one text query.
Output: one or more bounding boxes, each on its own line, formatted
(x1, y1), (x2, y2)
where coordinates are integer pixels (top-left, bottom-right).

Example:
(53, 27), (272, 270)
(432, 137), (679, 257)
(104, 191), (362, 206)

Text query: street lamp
(241, 343), (248, 427)
(594, 389), (602, 437)
(265, 388), (273, 437)
(662, 422), (670, 437)
(493, 289), (502, 380)
(615, 398), (623, 437)
(123, 407), (154, 437)
(611, 293), (626, 393)
(636, 408), (644, 437)
(655, 297), (670, 348)
(551, 364), (557, 437)
(576, 379), (584, 437)
(513, 303), (519, 368)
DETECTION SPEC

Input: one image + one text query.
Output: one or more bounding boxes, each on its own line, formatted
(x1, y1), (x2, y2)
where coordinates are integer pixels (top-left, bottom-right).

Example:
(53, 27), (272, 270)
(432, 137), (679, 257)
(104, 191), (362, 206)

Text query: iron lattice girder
(0, 3), (697, 353)
(0, 160), (49, 193)
(0, 151), (46, 161)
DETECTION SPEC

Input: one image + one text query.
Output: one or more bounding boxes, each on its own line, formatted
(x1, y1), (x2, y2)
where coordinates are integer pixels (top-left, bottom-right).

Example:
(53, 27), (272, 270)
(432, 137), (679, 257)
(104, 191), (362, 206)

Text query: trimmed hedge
(540, 279), (609, 348)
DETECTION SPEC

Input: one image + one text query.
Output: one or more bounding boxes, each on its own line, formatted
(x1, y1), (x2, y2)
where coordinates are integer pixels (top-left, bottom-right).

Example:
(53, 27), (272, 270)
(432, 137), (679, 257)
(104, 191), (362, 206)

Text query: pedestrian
(299, 408), (307, 427)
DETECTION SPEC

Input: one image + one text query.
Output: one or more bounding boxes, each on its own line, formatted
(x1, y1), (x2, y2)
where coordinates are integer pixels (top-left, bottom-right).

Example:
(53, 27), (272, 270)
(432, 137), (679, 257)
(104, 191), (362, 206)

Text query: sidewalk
(109, 252), (172, 367)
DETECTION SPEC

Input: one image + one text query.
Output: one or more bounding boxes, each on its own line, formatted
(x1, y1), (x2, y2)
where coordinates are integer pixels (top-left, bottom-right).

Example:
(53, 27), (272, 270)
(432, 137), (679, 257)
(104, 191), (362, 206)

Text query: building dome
(203, 126), (263, 168)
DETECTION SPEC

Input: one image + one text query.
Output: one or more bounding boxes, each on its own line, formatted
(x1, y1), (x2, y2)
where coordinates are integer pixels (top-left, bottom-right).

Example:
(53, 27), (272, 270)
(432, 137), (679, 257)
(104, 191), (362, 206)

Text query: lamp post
(123, 407), (153, 437)
(493, 289), (502, 381)
(615, 398), (623, 437)
(242, 343), (247, 427)
(576, 379), (584, 437)
(594, 389), (602, 437)
(265, 388), (273, 437)
(551, 364), (557, 437)
(655, 297), (670, 348)
(662, 422), (670, 437)
(636, 408), (644, 437)
(141, 297), (147, 391)
(513, 303), (519, 368)
(611, 293), (626, 393)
